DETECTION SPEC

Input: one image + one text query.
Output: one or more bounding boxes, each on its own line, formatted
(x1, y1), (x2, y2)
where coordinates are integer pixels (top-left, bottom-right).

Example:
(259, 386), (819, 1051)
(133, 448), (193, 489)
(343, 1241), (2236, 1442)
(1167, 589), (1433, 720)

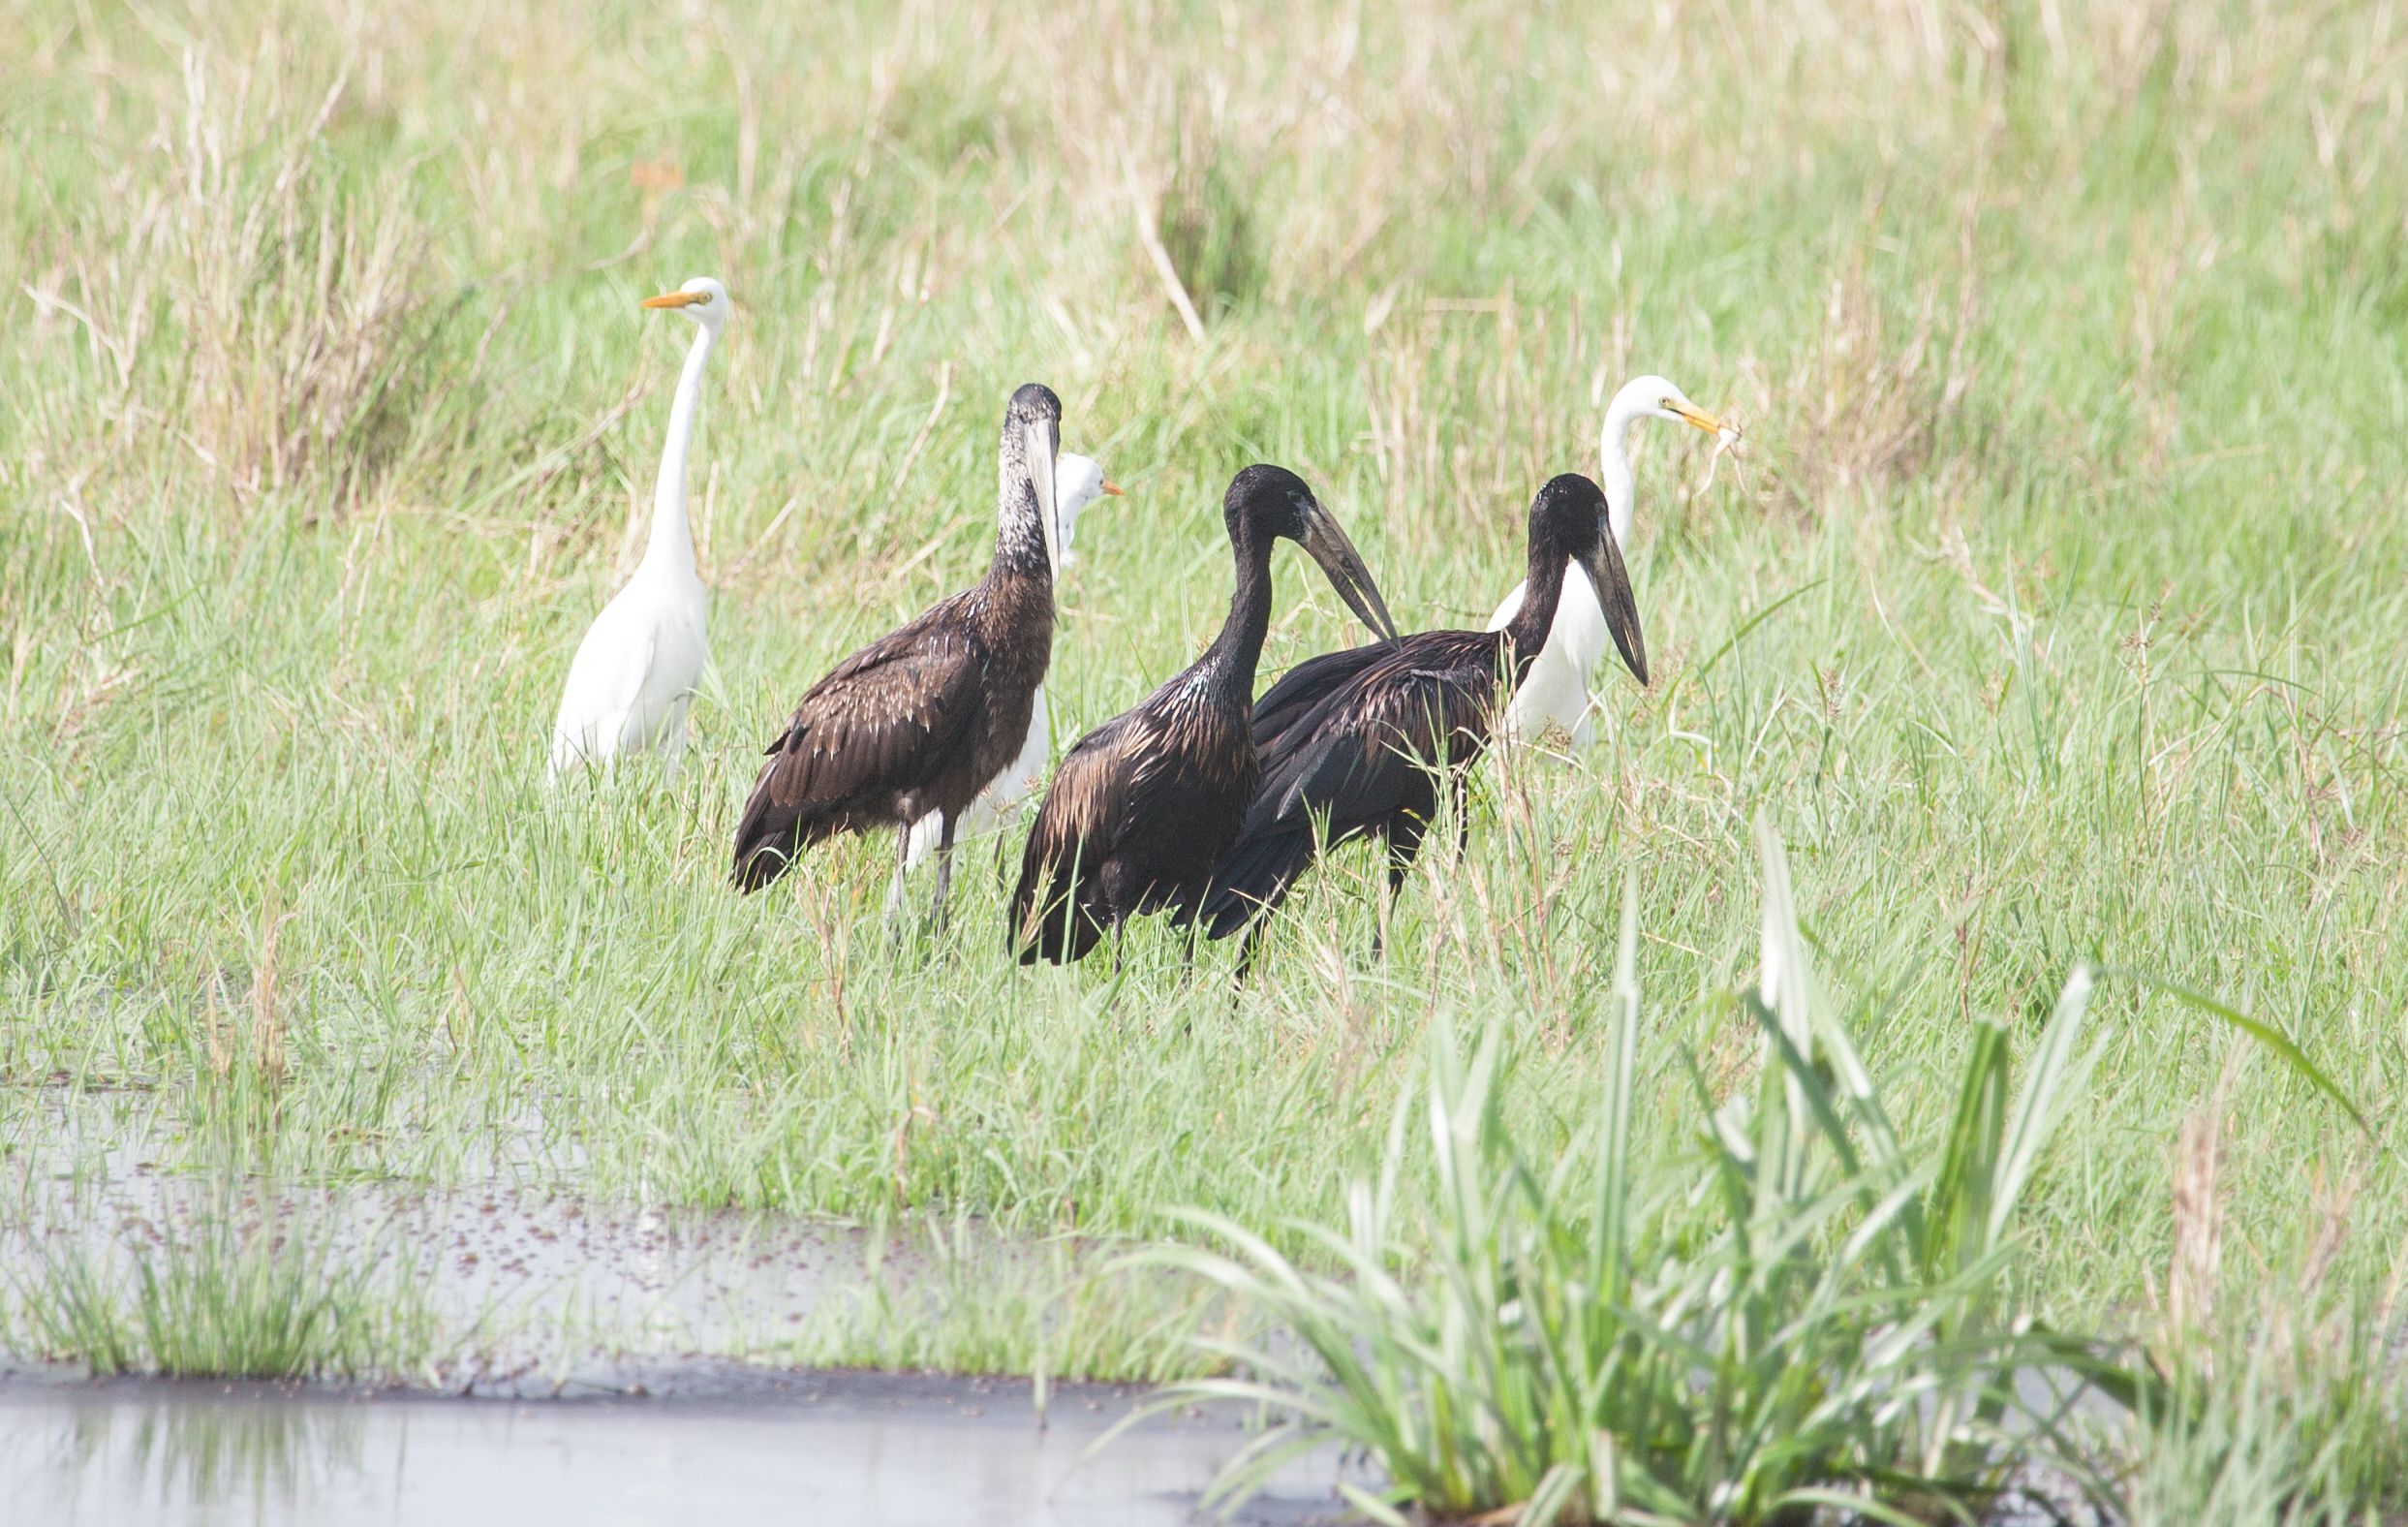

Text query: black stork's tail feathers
(729, 790), (818, 892)
(1009, 857), (1117, 965)
(729, 715), (846, 892)
(1193, 823), (1320, 940)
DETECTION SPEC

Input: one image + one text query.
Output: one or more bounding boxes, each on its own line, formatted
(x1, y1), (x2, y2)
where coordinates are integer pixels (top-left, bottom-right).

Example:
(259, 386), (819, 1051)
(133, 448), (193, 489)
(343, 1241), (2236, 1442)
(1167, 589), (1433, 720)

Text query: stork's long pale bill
(1025, 419), (1063, 579)
(1298, 506), (1401, 643)
(1575, 522), (1648, 686)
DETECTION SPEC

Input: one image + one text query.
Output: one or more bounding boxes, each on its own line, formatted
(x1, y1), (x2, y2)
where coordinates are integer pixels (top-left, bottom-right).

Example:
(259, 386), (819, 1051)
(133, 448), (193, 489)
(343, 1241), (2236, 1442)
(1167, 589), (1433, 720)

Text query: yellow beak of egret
(641, 291), (711, 309)
(1667, 399), (1728, 436)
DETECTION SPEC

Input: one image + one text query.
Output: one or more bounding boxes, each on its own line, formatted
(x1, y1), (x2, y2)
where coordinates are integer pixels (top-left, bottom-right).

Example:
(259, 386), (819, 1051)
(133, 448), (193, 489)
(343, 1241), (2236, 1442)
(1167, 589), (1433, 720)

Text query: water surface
(0, 1368), (1348, 1526)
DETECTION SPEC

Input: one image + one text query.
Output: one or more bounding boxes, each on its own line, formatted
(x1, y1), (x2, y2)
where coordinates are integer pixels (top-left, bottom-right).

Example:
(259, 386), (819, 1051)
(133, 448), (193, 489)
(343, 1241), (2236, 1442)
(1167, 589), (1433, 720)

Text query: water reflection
(0, 1378), (1350, 1527)
(16, 1386), (370, 1521)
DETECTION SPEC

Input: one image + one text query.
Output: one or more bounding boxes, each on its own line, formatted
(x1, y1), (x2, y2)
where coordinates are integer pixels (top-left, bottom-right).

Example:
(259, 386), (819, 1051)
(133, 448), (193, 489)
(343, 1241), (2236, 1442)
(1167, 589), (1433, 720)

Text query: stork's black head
(1006, 382), (1063, 426)
(998, 383), (1066, 578)
(1530, 472), (1648, 686)
(1224, 465), (1401, 643)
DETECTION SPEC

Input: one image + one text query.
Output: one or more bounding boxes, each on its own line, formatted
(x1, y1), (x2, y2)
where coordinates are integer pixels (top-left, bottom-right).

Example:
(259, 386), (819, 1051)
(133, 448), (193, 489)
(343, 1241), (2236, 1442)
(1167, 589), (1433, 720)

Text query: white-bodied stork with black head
(1485, 376), (1730, 751)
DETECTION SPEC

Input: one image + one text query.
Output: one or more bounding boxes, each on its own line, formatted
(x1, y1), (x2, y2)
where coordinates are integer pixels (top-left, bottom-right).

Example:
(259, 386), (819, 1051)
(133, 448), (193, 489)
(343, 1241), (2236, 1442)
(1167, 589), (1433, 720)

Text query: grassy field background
(3, 0), (2405, 1377)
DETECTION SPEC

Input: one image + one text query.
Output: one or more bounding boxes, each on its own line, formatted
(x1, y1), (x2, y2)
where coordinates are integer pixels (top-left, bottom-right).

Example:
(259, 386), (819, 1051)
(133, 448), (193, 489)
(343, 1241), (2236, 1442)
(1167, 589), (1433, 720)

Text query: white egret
(549, 276), (726, 780)
(1484, 375), (1731, 752)
(898, 453), (1121, 880)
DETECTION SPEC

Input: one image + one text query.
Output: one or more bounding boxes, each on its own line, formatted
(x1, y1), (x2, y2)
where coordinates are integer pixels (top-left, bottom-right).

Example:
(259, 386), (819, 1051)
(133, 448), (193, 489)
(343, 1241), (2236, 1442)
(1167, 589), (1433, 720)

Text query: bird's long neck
(1599, 396), (1646, 550)
(1200, 523), (1277, 704)
(641, 325), (715, 578)
(990, 439), (1055, 588)
(1503, 532), (1571, 670)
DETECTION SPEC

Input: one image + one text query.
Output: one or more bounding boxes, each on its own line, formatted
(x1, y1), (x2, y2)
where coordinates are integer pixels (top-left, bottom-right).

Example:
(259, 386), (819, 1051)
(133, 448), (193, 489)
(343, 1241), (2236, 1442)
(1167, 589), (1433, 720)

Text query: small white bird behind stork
(1485, 374), (1731, 752)
(900, 452), (1121, 879)
(549, 277), (725, 780)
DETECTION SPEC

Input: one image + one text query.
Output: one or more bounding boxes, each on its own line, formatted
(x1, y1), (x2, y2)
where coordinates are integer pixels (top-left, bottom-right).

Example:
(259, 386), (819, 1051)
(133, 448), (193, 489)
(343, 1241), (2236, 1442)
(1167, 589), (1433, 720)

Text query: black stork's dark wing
(1009, 692), (1254, 963)
(1247, 641), (1391, 759)
(1199, 630), (1507, 939)
(732, 594), (985, 891)
(1007, 709), (1152, 963)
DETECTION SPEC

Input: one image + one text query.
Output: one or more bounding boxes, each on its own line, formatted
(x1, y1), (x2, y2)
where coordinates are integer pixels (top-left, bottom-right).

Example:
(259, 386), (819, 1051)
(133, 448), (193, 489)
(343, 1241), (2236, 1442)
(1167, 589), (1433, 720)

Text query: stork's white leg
(926, 812), (959, 935)
(885, 826), (914, 928)
(660, 697), (691, 784)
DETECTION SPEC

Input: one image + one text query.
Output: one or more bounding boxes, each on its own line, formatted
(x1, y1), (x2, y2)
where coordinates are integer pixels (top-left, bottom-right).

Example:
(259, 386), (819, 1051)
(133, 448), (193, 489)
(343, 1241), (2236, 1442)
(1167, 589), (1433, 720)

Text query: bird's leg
(1376, 815), (1427, 963)
(884, 825), (914, 931)
(661, 699), (690, 787)
(1233, 920), (1264, 988)
(926, 813), (958, 935)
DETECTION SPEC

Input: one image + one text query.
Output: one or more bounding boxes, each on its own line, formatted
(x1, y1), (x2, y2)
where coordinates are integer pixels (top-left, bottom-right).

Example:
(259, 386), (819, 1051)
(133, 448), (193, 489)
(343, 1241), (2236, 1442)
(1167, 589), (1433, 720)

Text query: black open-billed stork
(1196, 473), (1648, 956)
(1009, 464), (1399, 964)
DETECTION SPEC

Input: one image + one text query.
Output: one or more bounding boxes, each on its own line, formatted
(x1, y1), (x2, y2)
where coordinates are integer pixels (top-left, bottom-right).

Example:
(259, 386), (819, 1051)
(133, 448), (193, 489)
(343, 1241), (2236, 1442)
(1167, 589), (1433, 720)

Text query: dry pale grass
(9, 0), (2397, 560)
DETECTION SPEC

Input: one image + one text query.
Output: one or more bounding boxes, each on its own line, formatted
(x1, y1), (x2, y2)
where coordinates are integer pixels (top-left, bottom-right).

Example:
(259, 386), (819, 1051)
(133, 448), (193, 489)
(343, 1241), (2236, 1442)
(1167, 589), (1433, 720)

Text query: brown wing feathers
(731, 603), (986, 891)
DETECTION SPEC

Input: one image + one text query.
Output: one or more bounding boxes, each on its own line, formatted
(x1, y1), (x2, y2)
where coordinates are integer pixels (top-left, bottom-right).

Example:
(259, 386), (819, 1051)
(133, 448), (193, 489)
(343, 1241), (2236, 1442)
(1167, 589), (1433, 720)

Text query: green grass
(2120, 1335), (2408, 1527)
(4, 1186), (444, 1382)
(1140, 824), (2106, 1525)
(781, 1215), (1233, 1385)
(1, 0), (2403, 1460)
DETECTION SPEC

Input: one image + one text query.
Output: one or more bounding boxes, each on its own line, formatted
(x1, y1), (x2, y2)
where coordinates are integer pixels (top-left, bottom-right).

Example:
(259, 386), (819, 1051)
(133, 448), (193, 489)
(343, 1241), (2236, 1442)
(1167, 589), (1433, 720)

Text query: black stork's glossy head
(1001, 383), (1065, 578)
(1226, 465), (1401, 643)
(1532, 472), (1649, 686)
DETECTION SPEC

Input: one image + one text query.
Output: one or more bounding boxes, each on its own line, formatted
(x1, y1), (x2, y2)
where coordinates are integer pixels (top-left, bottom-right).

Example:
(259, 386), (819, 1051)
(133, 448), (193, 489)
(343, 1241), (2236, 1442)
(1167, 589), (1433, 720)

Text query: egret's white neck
(642, 324), (715, 577)
(1597, 390), (1650, 550)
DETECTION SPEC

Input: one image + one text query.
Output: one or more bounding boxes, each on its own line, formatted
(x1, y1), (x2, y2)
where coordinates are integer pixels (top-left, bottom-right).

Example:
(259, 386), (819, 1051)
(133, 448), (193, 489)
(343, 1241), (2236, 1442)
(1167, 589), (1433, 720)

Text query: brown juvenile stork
(731, 383), (1065, 925)
(1196, 473), (1647, 956)
(1009, 465), (1399, 964)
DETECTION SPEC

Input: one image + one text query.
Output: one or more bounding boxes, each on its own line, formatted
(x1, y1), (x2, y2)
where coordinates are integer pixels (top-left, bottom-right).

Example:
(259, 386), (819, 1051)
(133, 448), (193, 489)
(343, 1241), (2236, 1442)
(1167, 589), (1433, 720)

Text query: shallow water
(1, 1086), (1343, 1521)
(1, 1085), (1019, 1384)
(0, 1369), (1349, 1526)
(0, 1086), (2099, 1525)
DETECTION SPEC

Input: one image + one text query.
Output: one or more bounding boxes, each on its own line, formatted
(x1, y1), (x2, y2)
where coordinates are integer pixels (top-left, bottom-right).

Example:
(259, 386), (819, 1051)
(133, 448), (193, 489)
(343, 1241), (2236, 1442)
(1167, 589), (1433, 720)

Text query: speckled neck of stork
(641, 323), (715, 578)
(1598, 384), (1652, 550)
(991, 424), (1055, 585)
(1199, 514), (1280, 703)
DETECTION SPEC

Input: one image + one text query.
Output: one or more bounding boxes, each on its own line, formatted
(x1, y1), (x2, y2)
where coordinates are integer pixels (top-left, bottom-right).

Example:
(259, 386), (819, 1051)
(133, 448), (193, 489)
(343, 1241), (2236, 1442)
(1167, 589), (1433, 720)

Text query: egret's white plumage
(549, 277), (726, 779)
(902, 453), (1121, 870)
(1487, 375), (1730, 751)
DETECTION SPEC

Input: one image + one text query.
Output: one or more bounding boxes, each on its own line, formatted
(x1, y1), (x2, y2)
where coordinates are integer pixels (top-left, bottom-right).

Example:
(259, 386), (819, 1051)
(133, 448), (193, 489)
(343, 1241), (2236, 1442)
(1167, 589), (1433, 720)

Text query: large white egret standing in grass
(549, 277), (725, 780)
(1485, 375), (1731, 752)
(898, 452), (1122, 883)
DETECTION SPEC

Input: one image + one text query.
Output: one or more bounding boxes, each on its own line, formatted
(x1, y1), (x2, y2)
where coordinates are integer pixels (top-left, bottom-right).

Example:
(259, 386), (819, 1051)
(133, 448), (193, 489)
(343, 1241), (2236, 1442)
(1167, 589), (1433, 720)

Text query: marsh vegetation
(4, 0), (2406, 1520)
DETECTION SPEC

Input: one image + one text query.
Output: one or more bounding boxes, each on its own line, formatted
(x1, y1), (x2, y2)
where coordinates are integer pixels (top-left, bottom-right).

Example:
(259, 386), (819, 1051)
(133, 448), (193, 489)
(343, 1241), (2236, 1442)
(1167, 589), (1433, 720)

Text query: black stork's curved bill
(1008, 464), (1398, 965)
(1198, 472), (1645, 951)
(731, 383), (1067, 930)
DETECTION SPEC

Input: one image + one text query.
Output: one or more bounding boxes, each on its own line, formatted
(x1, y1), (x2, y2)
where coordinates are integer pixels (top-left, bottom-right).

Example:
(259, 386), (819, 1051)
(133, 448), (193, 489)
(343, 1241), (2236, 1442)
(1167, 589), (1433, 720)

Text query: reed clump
(1142, 819), (2107, 1525)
